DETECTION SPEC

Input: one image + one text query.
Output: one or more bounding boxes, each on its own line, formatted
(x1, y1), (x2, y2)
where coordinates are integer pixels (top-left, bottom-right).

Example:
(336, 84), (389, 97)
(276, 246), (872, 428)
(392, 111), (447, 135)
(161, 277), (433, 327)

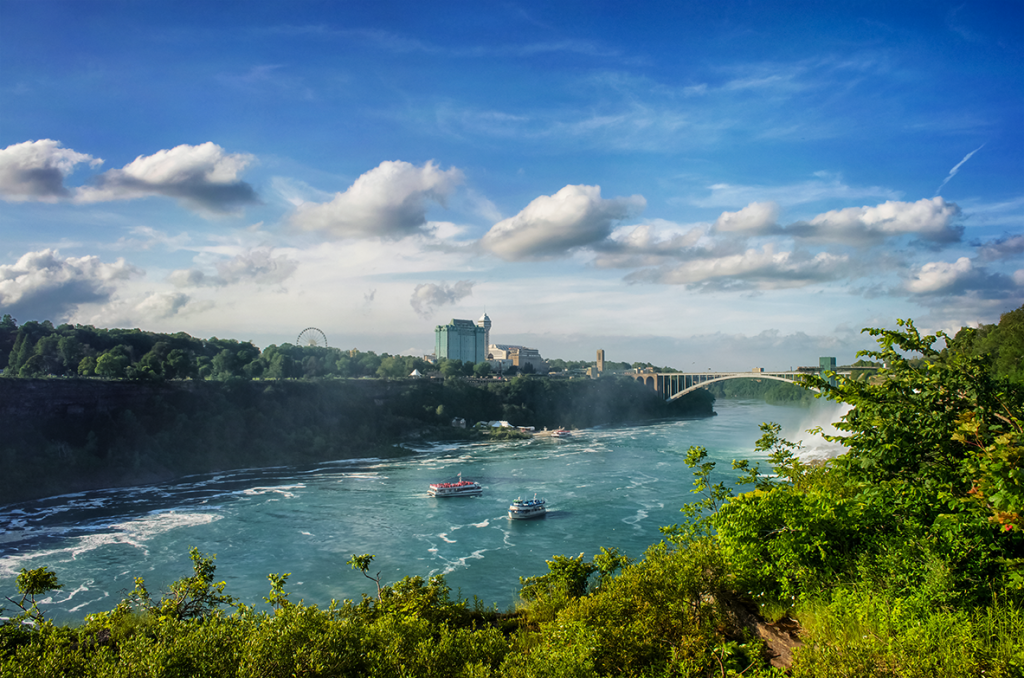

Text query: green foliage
(707, 377), (815, 405)
(801, 318), (1024, 601)
(4, 567), (62, 622)
(660, 443), (741, 543)
(128, 547), (236, 622)
(263, 572), (292, 611)
(519, 553), (598, 604)
(792, 589), (1024, 678)
(349, 553), (383, 600)
(946, 304), (1024, 384)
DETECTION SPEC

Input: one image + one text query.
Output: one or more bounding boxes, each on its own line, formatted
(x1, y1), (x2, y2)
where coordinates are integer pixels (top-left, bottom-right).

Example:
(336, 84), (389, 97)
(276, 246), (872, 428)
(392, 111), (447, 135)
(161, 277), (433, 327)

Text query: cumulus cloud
(0, 139), (102, 201)
(905, 257), (976, 294)
(0, 249), (139, 321)
(133, 292), (191, 319)
(480, 184), (645, 260)
(712, 201), (780, 235)
(410, 280), (474, 318)
(169, 249), (298, 288)
(903, 257), (1019, 299)
(290, 160), (463, 239)
(788, 197), (962, 246)
(76, 142), (258, 214)
(626, 245), (848, 291)
(593, 220), (738, 269)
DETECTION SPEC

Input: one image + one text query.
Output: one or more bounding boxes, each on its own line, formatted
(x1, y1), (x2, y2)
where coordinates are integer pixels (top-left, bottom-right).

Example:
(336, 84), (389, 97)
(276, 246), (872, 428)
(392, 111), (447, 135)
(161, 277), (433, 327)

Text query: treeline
(0, 375), (712, 505)
(2, 319), (1020, 676)
(0, 315), (428, 381)
(0, 315), (639, 381)
(945, 304), (1024, 383)
(706, 378), (815, 405)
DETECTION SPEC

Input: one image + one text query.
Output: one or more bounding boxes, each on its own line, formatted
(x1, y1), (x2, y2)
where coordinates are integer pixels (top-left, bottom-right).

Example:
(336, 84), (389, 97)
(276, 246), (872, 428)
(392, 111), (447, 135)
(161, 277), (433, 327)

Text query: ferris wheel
(297, 327), (328, 348)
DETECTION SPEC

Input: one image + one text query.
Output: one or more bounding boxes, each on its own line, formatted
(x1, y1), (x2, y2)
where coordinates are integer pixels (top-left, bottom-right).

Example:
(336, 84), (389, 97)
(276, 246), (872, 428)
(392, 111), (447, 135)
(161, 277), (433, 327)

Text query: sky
(1, 0), (1022, 371)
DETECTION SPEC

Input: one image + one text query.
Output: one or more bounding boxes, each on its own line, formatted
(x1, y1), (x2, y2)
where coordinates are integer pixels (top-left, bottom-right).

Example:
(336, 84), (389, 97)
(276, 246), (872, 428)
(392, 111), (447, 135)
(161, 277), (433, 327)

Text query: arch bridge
(627, 363), (837, 402)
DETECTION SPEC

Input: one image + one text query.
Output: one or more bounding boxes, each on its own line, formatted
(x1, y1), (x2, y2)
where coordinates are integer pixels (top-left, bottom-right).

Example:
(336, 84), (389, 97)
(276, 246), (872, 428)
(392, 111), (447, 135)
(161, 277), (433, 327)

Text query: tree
(96, 349), (129, 379)
(77, 355), (97, 377)
(440, 359), (464, 379)
(122, 547), (236, 621)
(712, 319), (1024, 607)
(5, 566), (62, 621)
(472, 361), (491, 378)
(349, 553), (383, 600)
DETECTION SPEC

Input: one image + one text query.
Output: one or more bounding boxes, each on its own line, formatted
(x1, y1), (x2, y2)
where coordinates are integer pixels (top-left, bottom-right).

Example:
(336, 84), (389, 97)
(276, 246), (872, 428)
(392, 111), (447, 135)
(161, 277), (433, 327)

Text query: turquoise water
(0, 399), (847, 623)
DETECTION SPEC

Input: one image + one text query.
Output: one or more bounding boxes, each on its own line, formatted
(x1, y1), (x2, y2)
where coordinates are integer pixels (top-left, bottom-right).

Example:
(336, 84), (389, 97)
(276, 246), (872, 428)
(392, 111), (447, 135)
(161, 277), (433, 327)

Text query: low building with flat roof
(489, 343), (547, 373)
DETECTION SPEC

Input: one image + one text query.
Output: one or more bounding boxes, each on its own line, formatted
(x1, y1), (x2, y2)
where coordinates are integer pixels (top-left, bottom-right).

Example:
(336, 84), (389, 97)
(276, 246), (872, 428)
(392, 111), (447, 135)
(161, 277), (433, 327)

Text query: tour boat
(552, 429), (572, 438)
(428, 473), (483, 497)
(508, 495), (547, 520)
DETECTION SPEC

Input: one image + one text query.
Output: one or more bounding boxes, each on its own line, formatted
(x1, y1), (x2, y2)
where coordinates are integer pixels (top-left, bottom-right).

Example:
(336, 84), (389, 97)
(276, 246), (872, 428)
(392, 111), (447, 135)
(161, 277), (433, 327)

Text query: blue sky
(1, 0), (1021, 370)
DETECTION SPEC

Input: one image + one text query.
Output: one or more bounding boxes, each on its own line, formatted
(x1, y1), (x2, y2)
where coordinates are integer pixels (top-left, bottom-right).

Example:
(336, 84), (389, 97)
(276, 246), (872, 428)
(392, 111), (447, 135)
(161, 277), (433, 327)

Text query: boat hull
(428, 486), (482, 498)
(508, 508), (546, 520)
(428, 478), (483, 497)
(508, 497), (546, 519)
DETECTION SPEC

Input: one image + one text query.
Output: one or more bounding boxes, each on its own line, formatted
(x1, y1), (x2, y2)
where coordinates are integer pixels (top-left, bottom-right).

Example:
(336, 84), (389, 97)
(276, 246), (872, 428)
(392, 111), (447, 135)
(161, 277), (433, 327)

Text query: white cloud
(111, 226), (192, 252)
(593, 220), (723, 268)
(0, 249), (138, 321)
(76, 142), (258, 214)
(903, 257), (1022, 305)
(133, 292), (191, 319)
(0, 139), (102, 202)
(169, 249), (299, 288)
(789, 197), (962, 245)
(905, 257), (975, 294)
(713, 201), (780, 234)
(426, 221), (471, 240)
(627, 245), (848, 290)
(409, 280), (475, 318)
(290, 160), (463, 239)
(480, 184), (645, 260)
(690, 174), (901, 209)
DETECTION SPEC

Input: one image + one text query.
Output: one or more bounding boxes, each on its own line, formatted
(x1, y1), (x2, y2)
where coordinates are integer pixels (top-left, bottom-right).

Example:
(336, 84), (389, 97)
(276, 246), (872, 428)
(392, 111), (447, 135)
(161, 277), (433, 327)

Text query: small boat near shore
(508, 495), (546, 520)
(428, 473), (482, 497)
(552, 429), (572, 438)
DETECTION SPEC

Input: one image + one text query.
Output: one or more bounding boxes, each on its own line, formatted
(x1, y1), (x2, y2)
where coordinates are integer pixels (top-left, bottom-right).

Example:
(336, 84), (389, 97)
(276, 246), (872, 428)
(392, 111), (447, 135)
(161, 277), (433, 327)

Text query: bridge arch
(665, 374), (818, 401)
(625, 370), (818, 402)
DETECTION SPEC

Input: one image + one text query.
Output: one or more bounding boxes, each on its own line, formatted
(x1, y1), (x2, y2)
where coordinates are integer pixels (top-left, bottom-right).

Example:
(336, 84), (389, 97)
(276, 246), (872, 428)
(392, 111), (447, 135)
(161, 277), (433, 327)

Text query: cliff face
(1, 378), (194, 420)
(0, 378), (410, 505)
(0, 376), (712, 506)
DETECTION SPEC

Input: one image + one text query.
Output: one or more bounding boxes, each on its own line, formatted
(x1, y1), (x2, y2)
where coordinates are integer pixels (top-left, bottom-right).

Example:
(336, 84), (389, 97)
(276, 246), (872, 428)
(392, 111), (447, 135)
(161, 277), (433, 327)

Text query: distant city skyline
(1, 1), (1021, 371)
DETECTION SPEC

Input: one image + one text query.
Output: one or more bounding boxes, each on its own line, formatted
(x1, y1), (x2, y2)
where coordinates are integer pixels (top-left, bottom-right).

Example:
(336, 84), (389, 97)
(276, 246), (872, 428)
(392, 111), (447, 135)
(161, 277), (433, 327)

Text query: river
(0, 398), (848, 624)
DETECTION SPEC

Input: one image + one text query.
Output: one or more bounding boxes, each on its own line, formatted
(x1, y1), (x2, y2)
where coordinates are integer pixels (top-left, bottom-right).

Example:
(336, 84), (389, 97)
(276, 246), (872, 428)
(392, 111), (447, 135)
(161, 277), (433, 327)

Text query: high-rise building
(476, 313), (491, 353)
(435, 319), (487, 363)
